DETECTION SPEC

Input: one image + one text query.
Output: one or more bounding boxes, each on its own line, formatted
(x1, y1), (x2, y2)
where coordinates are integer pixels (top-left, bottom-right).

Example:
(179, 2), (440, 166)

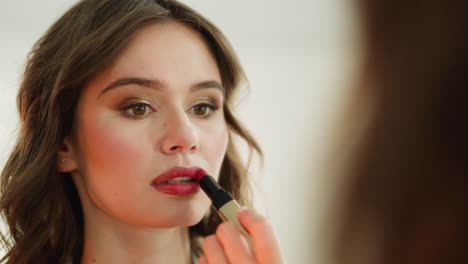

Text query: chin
(145, 204), (209, 228)
(174, 207), (207, 227)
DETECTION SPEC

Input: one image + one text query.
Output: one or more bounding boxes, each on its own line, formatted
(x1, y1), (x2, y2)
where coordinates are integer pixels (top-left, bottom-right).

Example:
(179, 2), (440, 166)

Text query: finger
(237, 208), (283, 264)
(201, 234), (229, 264)
(197, 255), (208, 264)
(216, 221), (255, 264)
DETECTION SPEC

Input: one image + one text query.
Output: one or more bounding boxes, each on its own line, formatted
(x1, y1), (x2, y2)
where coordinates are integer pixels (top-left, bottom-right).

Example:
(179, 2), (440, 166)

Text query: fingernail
(238, 206), (249, 212)
(218, 221), (237, 234)
(244, 208), (264, 220)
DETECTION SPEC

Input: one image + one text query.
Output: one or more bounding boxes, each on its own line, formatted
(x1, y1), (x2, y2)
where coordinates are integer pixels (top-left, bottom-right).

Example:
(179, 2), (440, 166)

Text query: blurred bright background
(0, 0), (360, 263)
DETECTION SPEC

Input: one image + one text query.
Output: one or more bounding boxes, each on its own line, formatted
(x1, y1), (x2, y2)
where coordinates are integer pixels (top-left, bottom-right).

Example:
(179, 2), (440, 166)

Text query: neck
(80, 210), (192, 264)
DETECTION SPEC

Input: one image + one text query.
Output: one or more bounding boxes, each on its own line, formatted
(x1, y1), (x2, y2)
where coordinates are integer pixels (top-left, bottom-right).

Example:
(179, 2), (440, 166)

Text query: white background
(0, 1), (359, 263)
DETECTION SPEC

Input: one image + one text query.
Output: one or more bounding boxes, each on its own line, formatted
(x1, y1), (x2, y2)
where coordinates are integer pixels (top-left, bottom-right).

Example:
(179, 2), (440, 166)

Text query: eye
(190, 103), (217, 118)
(122, 103), (155, 118)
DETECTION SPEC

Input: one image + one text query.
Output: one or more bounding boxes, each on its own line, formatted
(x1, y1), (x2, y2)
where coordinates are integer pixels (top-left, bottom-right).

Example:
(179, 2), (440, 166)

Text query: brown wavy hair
(0, 0), (261, 263)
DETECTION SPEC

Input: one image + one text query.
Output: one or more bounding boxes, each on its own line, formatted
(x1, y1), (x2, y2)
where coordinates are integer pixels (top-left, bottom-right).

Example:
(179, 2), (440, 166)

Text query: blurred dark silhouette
(331, 1), (468, 263)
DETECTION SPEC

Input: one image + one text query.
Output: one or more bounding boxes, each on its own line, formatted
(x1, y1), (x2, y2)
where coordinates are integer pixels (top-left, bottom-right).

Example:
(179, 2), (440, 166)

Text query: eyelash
(121, 102), (155, 119)
(189, 103), (218, 118)
(120, 102), (220, 119)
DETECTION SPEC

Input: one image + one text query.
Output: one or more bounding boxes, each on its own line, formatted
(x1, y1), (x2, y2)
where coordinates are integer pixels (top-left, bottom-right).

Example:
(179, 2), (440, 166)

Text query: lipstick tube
(200, 175), (254, 249)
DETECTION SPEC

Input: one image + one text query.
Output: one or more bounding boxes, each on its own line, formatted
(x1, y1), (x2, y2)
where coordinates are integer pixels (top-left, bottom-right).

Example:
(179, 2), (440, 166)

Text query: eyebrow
(99, 77), (225, 97)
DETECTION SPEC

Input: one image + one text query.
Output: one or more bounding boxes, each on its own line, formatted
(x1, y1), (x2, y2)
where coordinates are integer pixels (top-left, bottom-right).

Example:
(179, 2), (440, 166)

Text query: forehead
(84, 21), (221, 96)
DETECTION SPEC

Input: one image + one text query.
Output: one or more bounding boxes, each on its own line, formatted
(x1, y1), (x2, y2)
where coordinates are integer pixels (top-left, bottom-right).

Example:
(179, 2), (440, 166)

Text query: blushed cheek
(81, 117), (146, 175)
(207, 124), (229, 170)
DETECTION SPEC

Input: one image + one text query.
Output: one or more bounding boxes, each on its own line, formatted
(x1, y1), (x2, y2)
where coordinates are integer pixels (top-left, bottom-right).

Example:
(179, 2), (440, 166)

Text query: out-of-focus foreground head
(330, 1), (468, 264)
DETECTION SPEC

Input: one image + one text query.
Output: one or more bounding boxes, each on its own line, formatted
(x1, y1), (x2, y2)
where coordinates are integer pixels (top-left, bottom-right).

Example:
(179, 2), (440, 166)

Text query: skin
(199, 208), (283, 264)
(58, 21), (282, 264)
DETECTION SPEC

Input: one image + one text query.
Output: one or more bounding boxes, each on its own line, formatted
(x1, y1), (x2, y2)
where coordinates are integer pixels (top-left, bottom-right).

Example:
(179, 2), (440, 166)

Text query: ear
(57, 136), (79, 173)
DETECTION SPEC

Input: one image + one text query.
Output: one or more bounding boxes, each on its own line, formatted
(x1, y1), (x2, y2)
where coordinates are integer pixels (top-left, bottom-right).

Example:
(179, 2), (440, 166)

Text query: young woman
(0, 0), (282, 263)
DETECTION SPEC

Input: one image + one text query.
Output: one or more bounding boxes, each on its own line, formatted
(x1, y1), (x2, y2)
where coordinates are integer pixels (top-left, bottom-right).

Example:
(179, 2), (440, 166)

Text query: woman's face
(65, 21), (228, 228)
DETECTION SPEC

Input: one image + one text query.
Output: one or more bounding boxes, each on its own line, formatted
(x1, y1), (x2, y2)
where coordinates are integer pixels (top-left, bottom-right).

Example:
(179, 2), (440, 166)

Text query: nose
(161, 113), (199, 154)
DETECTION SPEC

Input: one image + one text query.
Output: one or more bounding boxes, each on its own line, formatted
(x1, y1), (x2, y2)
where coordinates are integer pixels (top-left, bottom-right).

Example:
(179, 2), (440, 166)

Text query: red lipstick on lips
(151, 167), (207, 195)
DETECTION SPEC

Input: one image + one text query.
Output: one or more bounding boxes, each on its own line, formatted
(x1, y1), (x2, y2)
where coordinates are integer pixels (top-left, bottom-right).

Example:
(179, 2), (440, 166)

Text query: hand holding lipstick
(198, 208), (283, 264)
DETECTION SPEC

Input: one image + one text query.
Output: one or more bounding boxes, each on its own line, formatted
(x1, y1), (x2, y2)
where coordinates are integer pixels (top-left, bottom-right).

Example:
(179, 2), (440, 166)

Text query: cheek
(203, 122), (229, 170)
(78, 115), (148, 178)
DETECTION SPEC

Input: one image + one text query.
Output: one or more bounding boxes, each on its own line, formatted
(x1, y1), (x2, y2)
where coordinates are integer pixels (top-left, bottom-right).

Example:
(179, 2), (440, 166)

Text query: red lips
(151, 167), (208, 195)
